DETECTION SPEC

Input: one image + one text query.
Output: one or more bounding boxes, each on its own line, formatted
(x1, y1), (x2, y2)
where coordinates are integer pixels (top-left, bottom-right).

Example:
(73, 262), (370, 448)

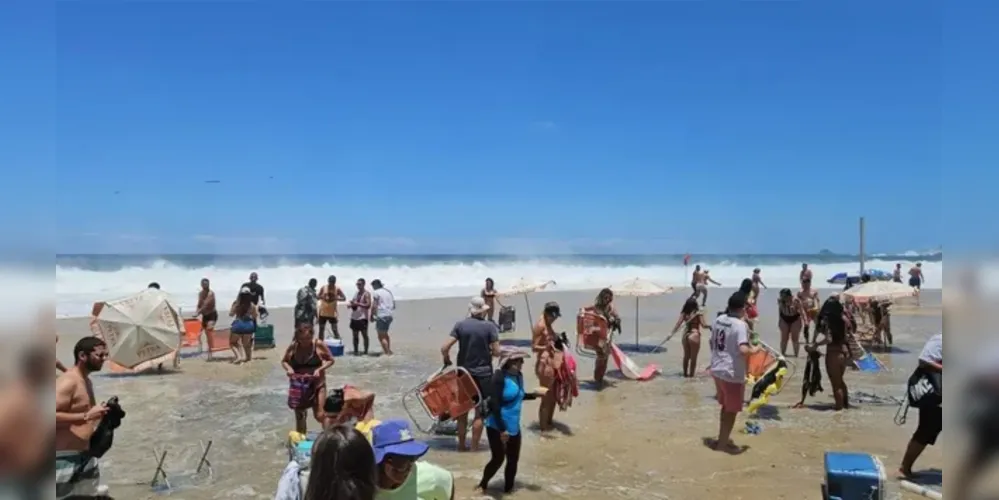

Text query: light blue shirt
(485, 374), (525, 436)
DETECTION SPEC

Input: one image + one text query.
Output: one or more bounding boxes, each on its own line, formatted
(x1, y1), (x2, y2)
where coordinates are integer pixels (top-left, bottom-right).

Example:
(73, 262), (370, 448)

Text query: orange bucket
(576, 308), (609, 350)
(419, 369), (480, 419)
(182, 318), (202, 347)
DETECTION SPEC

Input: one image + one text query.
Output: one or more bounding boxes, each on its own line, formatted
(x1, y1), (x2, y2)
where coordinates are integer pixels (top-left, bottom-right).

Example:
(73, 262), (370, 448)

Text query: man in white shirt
(708, 293), (760, 454)
(371, 280), (396, 356)
(899, 333), (942, 478)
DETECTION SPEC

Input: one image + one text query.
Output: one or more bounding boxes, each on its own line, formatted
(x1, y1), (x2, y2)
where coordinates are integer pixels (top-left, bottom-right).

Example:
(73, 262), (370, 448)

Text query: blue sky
(6, 1), (989, 255)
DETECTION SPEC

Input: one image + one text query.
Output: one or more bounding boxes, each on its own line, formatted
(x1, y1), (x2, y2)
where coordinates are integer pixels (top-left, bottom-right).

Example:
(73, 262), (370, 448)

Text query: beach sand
(54, 288), (967, 499)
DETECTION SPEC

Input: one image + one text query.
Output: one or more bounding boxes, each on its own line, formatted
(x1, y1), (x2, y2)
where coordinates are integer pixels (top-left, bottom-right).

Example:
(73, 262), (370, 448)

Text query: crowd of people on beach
(44, 259), (982, 500)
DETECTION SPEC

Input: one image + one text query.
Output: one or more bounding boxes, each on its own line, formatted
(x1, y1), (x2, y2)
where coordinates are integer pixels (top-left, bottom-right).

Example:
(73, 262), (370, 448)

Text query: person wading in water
(531, 302), (563, 433)
(282, 321), (335, 434)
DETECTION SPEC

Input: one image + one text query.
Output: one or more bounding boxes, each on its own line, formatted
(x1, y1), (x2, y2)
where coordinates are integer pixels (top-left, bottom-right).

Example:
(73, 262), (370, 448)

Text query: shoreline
(54, 284), (941, 319)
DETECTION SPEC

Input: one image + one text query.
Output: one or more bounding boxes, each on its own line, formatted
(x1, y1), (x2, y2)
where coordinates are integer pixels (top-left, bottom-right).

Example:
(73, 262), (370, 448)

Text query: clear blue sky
(7, 1), (991, 255)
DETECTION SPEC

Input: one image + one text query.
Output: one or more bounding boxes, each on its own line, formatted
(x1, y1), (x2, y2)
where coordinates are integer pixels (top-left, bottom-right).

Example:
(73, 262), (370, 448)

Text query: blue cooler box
(823, 452), (884, 500)
(324, 338), (345, 356)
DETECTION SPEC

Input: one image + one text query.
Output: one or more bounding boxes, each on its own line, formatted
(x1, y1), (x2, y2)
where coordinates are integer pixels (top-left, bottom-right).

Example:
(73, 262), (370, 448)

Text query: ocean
(52, 252), (943, 317)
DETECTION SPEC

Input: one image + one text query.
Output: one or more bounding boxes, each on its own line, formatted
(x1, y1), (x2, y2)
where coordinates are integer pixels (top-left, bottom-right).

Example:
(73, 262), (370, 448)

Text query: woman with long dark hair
(671, 298), (705, 378)
(478, 348), (544, 493)
(480, 278), (504, 323)
(738, 279), (758, 330)
(304, 425), (377, 500)
(228, 287), (259, 364)
(810, 295), (851, 410)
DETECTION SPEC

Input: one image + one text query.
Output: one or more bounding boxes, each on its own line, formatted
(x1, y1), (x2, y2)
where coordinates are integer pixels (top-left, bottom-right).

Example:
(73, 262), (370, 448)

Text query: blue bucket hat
(371, 420), (429, 464)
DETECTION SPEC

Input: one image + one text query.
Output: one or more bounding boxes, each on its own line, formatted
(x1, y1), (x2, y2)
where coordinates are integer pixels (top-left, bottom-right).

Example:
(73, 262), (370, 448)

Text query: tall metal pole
(859, 216), (866, 275)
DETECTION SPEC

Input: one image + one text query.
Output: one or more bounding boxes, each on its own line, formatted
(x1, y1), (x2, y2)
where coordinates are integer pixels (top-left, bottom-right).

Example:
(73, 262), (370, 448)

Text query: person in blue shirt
(477, 348), (545, 493)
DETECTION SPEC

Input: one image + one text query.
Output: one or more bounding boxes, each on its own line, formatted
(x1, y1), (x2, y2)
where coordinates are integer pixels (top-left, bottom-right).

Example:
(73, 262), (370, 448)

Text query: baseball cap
(370, 420), (429, 464)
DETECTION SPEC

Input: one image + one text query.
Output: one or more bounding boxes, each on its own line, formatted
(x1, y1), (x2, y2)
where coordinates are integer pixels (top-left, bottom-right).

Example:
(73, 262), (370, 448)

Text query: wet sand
(56, 288), (955, 499)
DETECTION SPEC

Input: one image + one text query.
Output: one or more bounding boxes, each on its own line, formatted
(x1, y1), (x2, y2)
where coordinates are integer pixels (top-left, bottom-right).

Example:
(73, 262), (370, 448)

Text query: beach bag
(288, 376), (316, 410)
(906, 367), (942, 409)
(231, 316), (255, 334)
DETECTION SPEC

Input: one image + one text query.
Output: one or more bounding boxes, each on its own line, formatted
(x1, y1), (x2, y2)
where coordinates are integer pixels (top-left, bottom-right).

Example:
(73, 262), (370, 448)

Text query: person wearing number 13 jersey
(707, 293), (760, 454)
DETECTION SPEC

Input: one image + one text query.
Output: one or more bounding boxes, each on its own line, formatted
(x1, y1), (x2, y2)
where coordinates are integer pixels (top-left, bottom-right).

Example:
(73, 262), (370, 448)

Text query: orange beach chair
(576, 307), (609, 357)
(402, 366), (482, 433)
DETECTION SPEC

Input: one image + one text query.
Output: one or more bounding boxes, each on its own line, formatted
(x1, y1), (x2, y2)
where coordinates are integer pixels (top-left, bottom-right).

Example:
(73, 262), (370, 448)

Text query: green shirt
(376, 461), (453, 500)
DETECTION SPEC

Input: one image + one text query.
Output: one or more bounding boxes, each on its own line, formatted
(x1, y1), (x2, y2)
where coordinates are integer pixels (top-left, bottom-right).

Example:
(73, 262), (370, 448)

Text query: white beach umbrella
(90, 288), (184, 371)
(500, 278), (556, 327)
(842, 281), (917, 304)
(610, 278), (674, 347)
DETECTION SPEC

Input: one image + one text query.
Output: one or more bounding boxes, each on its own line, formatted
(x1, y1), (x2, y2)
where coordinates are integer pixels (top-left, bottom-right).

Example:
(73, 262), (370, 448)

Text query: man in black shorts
(900, 334), (942, 478)
(441, 297), (500, 452)
(240, 272), (267, 318)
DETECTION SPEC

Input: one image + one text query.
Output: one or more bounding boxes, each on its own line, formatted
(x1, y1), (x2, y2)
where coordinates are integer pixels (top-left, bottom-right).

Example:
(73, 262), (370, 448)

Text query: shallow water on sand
(58, 289), (949, 499)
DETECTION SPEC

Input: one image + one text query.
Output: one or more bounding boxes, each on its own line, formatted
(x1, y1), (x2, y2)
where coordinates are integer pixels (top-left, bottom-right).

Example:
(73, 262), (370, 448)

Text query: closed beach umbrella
(610, 278), (674, 348)
(90, 288), (184, 371)
(841, 281), (917, 304)
(500, 278), (556, 327)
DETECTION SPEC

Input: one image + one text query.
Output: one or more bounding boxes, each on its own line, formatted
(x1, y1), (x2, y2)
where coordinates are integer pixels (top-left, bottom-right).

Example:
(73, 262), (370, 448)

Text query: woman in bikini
(481, 278), (504, 323)
(592, 288), (620, 387)
(531, 302), (564, 432)
(810, 295), (851, 410)
(228, 287), (259, 364)
(751, 268), (767, 298)
(739, 279), (758, 331)
(282, 321), (336, 434)
(671, 297), (705, 378)
(798, 279), (821, 343)
(777, 288), (805, 358)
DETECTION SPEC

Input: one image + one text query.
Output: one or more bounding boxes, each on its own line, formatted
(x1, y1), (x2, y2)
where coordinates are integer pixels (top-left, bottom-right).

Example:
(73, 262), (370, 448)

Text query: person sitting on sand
(591, 288), (621, 387)
(229, 287), (259, 364)
(672, 298), (706, 378)
(809, 294), (851, 410)
(532, 301), (564, 432)
(477, 348), (545, 494)
(777, 289), (805, 358)
(373, 420), (454, 500)
(707, 293), (759, 454)
(480, 278), (504, 323)
(797, 279), (820, 342)
(302, 425), (378, 500)
(283, 321), (335, 435)
(440, 297), (500, 452)
(195, 278), (217, 338)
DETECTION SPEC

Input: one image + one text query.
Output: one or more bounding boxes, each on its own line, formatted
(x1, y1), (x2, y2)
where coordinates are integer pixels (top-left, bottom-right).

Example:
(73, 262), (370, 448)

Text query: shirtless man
(55, 337), (109, 498)
(798, 279), (821, 342)
(690, 265), (704, 297)
(799, 263), (813, 286)
(909, 263), (925, 305)
(196, 278), (217, 336)
(692, 269), (721, 307)
(751, 268), (767, 298)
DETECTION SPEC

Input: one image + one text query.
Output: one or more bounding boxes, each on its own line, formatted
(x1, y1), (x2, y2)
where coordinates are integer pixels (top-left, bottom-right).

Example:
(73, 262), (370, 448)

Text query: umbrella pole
(635, 298), (640, 349)
(523, 293), (533, 330)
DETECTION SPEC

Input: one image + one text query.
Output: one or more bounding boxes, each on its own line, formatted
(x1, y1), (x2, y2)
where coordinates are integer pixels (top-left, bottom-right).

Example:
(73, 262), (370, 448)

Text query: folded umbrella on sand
(90, 288), (184, 371)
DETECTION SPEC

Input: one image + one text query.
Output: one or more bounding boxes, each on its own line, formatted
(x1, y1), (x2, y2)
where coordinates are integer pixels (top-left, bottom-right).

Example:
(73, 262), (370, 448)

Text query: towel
(801, 350), (824, 401)
(274, 460), (302, 500)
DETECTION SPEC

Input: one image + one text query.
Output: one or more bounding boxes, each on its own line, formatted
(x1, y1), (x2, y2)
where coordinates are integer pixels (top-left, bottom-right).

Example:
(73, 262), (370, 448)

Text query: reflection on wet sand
(56, 289), (948, 499)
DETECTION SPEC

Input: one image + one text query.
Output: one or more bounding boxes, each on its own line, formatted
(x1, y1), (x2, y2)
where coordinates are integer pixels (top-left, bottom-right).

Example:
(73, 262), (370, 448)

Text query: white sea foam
(54, 258), (947, 318)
